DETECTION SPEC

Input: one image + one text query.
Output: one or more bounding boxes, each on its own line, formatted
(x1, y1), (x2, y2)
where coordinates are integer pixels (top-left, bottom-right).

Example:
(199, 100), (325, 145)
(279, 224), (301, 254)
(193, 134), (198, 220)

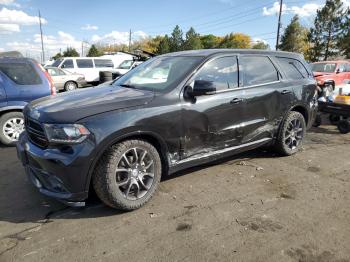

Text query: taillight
(36, 63), (56, 95)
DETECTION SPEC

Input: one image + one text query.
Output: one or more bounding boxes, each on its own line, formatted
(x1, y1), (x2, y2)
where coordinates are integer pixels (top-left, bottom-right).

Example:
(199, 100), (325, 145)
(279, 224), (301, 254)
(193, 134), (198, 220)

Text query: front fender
(83, 127), (170, 192)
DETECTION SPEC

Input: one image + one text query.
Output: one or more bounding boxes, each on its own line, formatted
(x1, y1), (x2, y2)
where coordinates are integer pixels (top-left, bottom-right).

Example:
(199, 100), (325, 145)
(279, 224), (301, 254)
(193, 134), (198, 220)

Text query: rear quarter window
(94, 59), (113, 68)
(277, 57), (309, 79)
(0, 62), (42, 85)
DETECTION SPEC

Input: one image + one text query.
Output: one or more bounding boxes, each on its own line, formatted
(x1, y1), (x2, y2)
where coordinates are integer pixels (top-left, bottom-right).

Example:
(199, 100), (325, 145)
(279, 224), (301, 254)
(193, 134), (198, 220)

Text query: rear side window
(94, 59), (113, 68)
(0, 63), (42, 85)
(239, 56), (279, 86)
(76, 59), (93, 68)
(345, 63), (350, 72)
(61, 59), (74, 69)
(338, 63), (346, 73)
(277, 57), (309, 79)
(195, 56), (238, 91)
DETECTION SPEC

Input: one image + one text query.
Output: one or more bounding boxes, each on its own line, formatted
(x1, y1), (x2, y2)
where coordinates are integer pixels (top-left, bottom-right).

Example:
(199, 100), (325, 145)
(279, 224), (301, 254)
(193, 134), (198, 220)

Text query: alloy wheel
(115, 147), (155, 200)
(284, 118), (304, 150)
(66, 82), (76, 91)
(3, 117), (24, 141)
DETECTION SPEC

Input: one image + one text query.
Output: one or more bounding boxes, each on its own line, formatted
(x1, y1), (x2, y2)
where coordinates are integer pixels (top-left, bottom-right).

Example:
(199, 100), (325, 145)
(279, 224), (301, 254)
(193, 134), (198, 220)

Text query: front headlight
(44, 124), (90, 144)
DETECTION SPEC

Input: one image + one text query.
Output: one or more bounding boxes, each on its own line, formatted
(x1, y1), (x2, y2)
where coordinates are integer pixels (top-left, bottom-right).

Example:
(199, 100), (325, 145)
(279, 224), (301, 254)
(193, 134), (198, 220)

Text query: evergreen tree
(87, 45), (102, 57)
(279, 15), (309, 53)
(183, 27), (203, 50)
(62, 47), (79, 57)
(156, 35), (171, 54)
(52, 52), (62, 60)
(169, 25), (184, 52)
(339, 8), (350, 58)
(308, 0), (348, 61)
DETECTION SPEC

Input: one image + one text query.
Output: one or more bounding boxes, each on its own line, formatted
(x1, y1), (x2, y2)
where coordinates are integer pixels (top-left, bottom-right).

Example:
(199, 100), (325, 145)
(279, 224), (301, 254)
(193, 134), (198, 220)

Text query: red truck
(311, 60), (350, 89)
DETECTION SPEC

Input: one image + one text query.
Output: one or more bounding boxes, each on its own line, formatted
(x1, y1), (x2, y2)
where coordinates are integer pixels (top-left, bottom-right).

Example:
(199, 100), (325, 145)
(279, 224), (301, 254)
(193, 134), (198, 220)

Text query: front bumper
(16, 132), (95, 206)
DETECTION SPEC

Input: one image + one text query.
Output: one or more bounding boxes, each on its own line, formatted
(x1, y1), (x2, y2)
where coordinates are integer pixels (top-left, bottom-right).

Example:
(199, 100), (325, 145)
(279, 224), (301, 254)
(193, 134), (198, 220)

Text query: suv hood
(25, 86), (154, 123)
(313, 71), (332, 78)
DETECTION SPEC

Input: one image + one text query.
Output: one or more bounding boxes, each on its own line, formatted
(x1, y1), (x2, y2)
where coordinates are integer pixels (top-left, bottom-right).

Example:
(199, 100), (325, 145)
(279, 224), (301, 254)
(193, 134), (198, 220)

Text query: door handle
(281, 90), (292, 95)
(230, 98), (243, 104)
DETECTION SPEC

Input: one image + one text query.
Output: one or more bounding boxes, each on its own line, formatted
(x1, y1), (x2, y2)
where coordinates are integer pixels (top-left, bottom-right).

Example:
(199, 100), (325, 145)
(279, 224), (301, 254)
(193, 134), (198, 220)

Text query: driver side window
(61, 59), (74, 69)
(194, 56), (238, 91)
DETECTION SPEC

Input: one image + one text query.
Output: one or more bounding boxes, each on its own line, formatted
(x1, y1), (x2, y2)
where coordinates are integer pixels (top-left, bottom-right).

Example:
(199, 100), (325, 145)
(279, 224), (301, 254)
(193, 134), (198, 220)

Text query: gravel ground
(0, 123), (349, 262)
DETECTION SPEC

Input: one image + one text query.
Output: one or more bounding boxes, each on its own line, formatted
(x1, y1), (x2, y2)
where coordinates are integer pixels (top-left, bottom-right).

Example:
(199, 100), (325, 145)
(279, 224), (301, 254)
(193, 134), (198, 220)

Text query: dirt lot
(0, 123), (349, 262)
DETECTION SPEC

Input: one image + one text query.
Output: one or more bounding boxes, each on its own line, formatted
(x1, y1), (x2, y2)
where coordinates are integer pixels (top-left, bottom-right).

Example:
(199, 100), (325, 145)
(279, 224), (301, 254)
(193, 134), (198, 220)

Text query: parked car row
(49, 56), (143, 85)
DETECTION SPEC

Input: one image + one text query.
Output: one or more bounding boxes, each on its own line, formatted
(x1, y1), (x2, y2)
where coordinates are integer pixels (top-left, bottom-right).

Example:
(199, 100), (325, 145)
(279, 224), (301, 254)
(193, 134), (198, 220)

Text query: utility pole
(275, 0), (283, 51)
(38, 10), (45, 63)
(81, 42), (84, 57)
(128, 29), (132, 52)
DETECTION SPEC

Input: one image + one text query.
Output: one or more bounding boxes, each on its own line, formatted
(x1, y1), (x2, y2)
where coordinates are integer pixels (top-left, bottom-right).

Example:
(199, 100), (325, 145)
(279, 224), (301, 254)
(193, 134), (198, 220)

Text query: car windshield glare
(311, 63), (336, 73)
(118, 60), (134, 69)
(113, 56), (203, 91)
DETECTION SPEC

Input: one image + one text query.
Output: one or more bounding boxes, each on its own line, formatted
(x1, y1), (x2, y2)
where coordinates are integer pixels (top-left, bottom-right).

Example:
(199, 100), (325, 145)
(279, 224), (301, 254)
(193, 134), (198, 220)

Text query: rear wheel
(0, 112), (24, 146)
(275, 111), (306, 156)
(64, 81), (77, 91)
(93, 139), (162, 210)
(337, 120), (350, 134)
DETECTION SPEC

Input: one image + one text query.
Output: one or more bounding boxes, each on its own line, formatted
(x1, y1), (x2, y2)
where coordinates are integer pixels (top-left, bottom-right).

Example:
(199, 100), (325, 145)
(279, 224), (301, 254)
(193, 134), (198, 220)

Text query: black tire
(313, 114), (322, 127)
(0, 111), (24, 146)
(329, 114), (340, 125)
(337, 120), (350, 134)
(64, 81), (77, 91)
(275, 111), (306, 156)
(93, 139), (162, 210)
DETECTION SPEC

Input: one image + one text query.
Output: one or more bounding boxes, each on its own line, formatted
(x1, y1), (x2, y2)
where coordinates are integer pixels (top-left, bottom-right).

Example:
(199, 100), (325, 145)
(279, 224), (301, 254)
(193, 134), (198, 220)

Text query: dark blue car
(0, 57), (55, 145)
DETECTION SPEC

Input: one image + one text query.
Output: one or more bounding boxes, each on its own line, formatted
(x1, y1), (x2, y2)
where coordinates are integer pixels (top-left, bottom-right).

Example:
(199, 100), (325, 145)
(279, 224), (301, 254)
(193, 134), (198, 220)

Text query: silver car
(46, 67), (87, 92)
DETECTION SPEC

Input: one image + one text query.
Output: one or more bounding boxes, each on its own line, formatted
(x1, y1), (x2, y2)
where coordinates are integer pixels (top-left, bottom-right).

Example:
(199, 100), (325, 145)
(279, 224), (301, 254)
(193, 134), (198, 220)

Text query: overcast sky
(0, 0), (349, 60)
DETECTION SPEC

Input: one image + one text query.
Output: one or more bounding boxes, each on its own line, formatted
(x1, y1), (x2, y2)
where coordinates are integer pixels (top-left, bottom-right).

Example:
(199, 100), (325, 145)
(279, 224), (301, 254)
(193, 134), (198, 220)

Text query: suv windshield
(113, 56), (203, 92)
(311, 63), (336, 73)
(118, 60), (134, 69)
(51, 58), (63, 67)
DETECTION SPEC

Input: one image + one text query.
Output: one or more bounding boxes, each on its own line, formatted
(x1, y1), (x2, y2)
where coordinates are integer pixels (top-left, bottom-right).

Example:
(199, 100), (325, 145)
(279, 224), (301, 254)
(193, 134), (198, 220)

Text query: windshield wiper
(119, 84), (136, 89)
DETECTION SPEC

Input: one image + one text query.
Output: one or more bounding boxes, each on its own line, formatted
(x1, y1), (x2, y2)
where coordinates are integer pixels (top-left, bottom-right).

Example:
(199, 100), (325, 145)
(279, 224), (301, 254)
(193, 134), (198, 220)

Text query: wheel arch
(290, 105), (309, 125)
(85, 130), (170, 193)
(64, 80), (78, 89)
(0, 107), (23, 118)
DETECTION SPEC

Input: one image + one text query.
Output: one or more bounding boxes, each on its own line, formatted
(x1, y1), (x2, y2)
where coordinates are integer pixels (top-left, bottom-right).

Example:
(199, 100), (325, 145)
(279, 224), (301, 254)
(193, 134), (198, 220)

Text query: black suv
(17, 49), (317, 210)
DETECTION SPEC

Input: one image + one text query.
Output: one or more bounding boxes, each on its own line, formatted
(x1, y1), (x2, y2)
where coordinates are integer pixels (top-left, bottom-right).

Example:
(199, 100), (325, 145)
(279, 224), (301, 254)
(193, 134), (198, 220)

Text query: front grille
(25, 117), (48, 148)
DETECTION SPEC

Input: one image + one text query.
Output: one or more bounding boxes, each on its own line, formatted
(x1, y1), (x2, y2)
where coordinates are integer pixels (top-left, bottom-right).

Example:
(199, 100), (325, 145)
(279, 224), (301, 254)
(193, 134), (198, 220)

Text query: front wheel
(93, 139), (162, 210)
(0, 112), (24, 146)
(275, 111), (306, 156)
(64, 81), (77, 91)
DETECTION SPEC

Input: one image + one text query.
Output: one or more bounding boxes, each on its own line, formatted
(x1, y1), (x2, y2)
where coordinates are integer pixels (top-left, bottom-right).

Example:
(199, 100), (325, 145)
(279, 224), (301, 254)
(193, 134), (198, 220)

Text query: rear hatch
(0, 58), (54, 103)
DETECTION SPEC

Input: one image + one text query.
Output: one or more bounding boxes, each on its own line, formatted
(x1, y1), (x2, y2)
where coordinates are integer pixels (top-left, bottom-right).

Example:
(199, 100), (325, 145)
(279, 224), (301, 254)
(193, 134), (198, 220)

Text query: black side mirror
(191, 80), (216, 97)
